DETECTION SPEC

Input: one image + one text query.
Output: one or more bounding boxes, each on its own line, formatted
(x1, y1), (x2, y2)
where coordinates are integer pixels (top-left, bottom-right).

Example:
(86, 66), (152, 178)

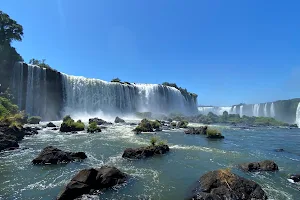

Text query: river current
(0, 121), (299, 200)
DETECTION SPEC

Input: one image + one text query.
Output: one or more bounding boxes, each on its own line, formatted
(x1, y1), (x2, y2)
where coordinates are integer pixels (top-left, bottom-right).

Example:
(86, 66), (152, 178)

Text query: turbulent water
(62, 74), (197, 116)
(0, 122), (299, 200)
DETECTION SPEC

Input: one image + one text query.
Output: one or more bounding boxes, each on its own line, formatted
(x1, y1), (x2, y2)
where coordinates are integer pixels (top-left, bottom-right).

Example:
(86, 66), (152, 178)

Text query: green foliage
(162, 82), (198, 98)
(150, 137), (158, 146)
(27, 116), (41, 124)
(178, 120), (189, 128)
(150, 120), (161, 129)
(0, 97), (18, 117)
(170, 122), (177, 127)
(158, 140), (167, 146)
(133, 118), (162, 133)
(60, 115), (85, 132)
(0, 11), (24, 45)
(0, 11), (23, 63)
(111, 78), (121, 83)
(206, 128), (222, 136)
(28, 58), (56, 71)
(87, 121), (101, 133)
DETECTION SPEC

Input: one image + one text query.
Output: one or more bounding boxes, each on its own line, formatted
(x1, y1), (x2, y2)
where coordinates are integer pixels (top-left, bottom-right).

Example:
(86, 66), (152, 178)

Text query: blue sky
(2, 0), (300, 106)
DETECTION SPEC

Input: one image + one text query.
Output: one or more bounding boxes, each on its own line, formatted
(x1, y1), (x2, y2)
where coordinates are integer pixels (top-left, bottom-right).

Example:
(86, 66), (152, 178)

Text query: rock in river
(32, 146), (87, 164)
(114, 116), (125, 123)
(185, 169), (268, 200)
(46, 122), (56, 127)
(122, 144), (169, 159)
(57, 166), (127, 200)
(239, 160), (279, 172)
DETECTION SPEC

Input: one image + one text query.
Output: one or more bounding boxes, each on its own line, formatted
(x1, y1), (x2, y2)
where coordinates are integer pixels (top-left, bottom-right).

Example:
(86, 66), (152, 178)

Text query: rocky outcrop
(185, 169), (267, 200)
(114, 116), (125, 123)
(88, 118), (112, 125)
(32, 146), (87, 164)
(122, 145), (169, 159)
(289, 174), (300, 182)
(57, 166), (127, 200)
(239, 160), (279, 172)
(0, 124), (39, 151)
(185, 126), (207, 134)
(46, 122), (56, 127)
(27, 116), (41, 124)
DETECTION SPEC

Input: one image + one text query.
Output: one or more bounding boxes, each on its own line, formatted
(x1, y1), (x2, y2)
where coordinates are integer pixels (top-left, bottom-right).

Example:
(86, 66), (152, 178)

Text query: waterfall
(198, 106), (231, 115)
(263, 103), (268, 117)
(253, 104), (260, 117)
(270, 102), (275, 117)
(232, 106), (237, 114)
(240, 105), (243, 117)
(11, 62), (24, 109)
(296, 103), (300, 127)
(62, 74), (197, 116)
(11, 63), (48, 117)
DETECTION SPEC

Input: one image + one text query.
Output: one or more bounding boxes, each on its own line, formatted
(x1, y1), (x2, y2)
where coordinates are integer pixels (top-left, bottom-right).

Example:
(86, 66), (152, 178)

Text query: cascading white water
(198, 106), (231, 115)
(62, 74), (197, 116)
(232, 106), (237, 114)
(270, 102), (275, 117)
(263, 103), (268, 117)
(240, 105), (243, 117)
(253, 104), (260, 117)
(11, 63), (47, 117)
(296, 103), (300, 127)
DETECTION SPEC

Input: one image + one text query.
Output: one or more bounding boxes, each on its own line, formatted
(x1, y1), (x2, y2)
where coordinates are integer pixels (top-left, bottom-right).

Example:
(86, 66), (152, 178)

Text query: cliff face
(0, 62), (63, 120)
(2, 62), (199, 120)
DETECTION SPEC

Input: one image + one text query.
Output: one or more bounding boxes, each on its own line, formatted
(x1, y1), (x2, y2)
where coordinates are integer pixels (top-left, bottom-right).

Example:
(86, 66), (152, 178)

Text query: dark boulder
(32, 146), (87, 164)
(27, 116), (41, 124)
(185, 126), (207, 134)
(46, 122), (56, 127)
(114, 116), (125, 123)
(0, 124), (39, 151)
(185, 169), (268, 200)
(0, 132), (19, 151)
(275, 148), (284, 152)
(52, 127), (59, 130)
(57, 166), (127, 200)
(289, 174), (300, 182)
(122, 145), (169, 159)
(239, 160), (279, 172)
(88, 118), (112, 125)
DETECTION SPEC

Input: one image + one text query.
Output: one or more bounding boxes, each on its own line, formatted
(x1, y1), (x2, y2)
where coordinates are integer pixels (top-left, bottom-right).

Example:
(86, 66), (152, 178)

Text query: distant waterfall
(62, 74), (197, 116)
(232, 106), (237, 114)
(263, 103), (268, 117)
(270, 102), (275, 117)
(240, 105), (243, 117)
(296, 103), (300, 127)
(253, 104), (260, 117)
(11, 63), (48, 117)
(198, 106), (231, 115)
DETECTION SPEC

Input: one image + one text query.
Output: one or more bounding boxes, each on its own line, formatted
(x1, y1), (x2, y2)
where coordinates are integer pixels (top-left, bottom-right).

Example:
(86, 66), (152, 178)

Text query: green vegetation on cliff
(162, 82), (198, 99)
(28, 58), (56, 71)
(185, 111), (290, 127)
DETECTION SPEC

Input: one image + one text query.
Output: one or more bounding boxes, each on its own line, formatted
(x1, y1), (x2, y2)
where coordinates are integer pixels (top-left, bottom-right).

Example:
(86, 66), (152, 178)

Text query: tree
(0, 10), (23, 45)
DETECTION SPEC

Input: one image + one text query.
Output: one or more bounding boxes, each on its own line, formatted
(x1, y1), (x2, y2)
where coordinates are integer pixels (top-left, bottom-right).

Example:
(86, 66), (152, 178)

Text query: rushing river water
(0, 121), (299, 200)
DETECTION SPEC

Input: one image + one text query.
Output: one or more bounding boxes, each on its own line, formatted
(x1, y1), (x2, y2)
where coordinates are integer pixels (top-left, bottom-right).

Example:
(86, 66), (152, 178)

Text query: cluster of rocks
(239, 160), (279, 172)
(122, 144), (169, 159)
(0, 123), (39, 151)
(88, 118), (112, 125)
(57, 166), (128, 200)
(184, 126), (207, 135)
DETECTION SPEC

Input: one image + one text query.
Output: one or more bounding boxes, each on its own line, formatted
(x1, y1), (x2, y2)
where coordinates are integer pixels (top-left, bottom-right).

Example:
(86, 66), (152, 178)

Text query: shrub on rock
(57, 166), (127, 200)
(27, 116), (41, 124)
(185, 169), (268, 200)
(87, 122), (101, 133)
(206, 128), (224, 139)
(177, 120), (188, 128)
(60, 115), (85, 132)
(88, 117), (111, 125)
(133, 119), (162, 133)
